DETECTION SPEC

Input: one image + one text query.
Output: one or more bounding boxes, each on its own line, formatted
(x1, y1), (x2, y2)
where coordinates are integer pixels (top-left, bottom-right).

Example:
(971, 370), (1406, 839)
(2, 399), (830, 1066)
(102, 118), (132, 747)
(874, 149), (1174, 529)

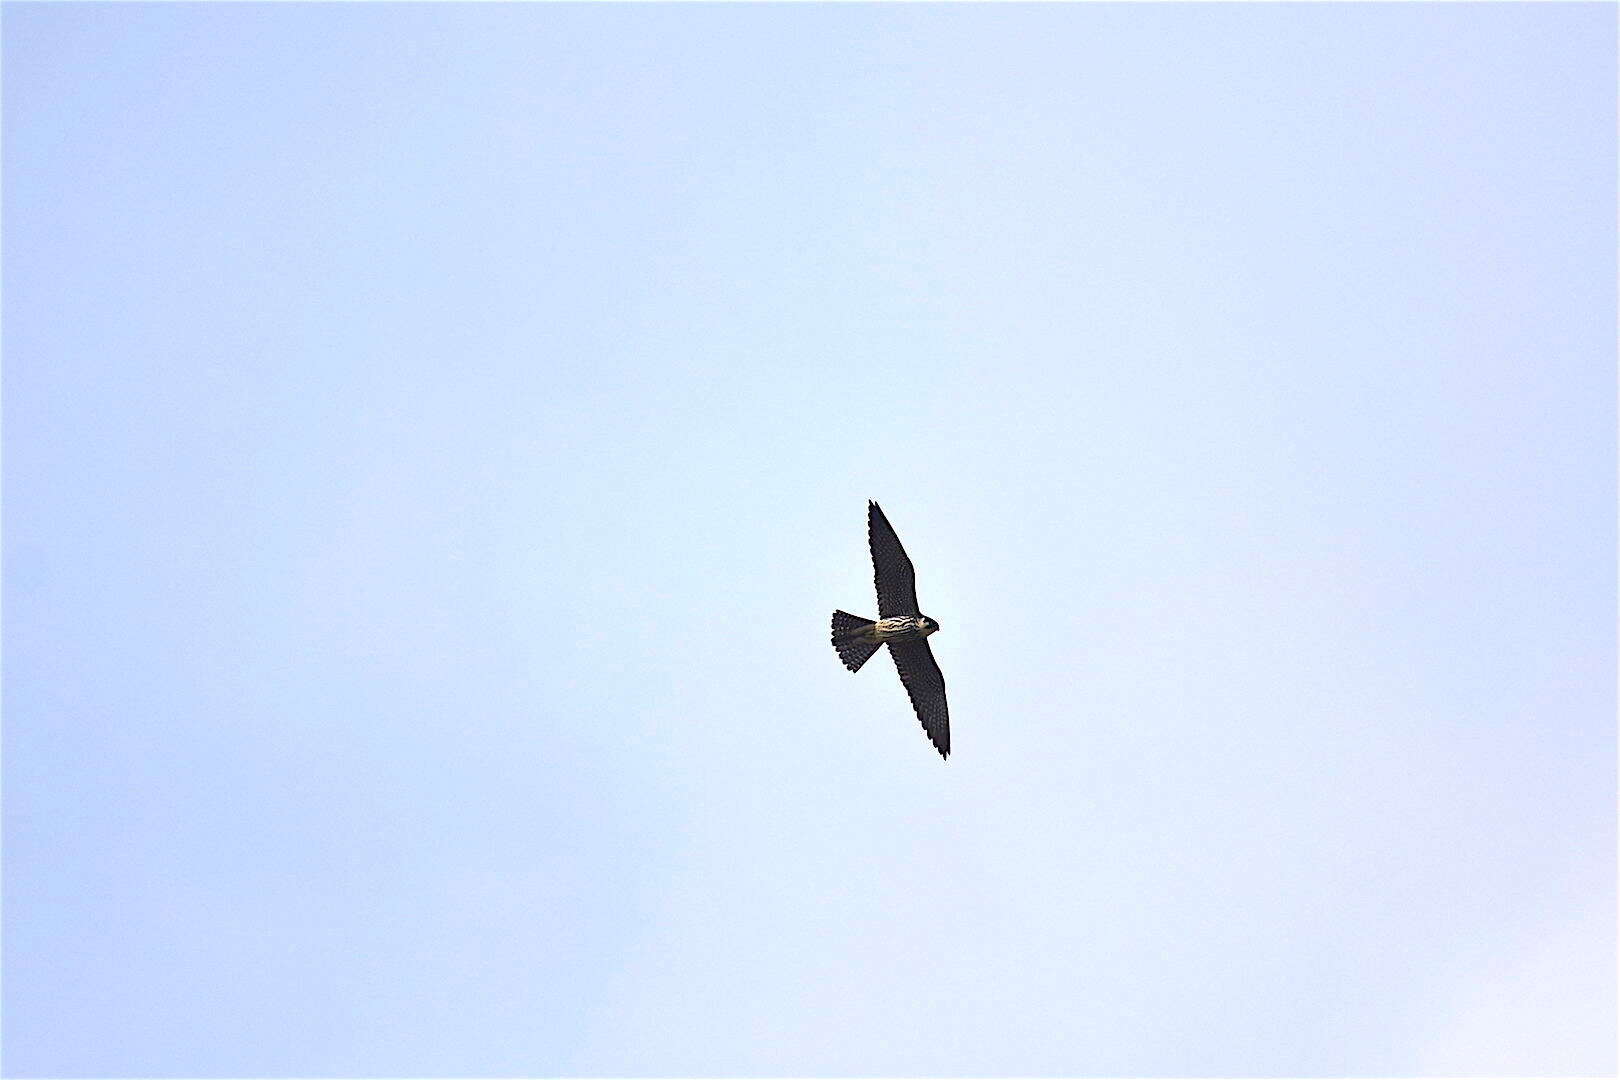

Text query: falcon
(830, 500), (950, 759)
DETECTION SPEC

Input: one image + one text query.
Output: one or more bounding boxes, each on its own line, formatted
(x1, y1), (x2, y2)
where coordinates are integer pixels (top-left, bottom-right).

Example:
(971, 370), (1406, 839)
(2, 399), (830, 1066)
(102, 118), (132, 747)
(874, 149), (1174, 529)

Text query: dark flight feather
(888, 639), (950, 758)
(868, 500), (920, 618)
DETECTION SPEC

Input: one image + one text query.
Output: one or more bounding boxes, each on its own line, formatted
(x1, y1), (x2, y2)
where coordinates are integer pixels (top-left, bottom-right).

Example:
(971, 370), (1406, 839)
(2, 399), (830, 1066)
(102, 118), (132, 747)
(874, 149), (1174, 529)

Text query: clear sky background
(3, 3), (1615, 1077)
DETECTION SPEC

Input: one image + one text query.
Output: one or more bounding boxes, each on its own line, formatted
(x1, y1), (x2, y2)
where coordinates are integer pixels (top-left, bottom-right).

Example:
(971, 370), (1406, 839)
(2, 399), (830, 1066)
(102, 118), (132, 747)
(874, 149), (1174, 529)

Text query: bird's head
(919, 616), (941, 635)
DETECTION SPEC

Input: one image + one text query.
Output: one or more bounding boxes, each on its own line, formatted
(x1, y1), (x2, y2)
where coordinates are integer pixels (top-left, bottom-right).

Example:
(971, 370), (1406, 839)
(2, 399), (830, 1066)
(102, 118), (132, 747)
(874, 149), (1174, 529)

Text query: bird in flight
(830, 501), (950, 759)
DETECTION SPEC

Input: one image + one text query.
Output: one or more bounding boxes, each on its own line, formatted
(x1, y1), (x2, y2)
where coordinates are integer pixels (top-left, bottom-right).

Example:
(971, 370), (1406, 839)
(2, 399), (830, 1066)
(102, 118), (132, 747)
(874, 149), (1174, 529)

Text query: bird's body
(830, 501), (951, 759)
(853, 615), (939, 645)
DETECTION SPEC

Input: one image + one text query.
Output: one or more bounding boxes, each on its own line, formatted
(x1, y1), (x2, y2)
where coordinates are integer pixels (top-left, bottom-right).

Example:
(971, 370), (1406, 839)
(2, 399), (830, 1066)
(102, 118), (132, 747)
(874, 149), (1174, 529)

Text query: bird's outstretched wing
(868, 500), (919, 617)
(888, 639), (950, 758)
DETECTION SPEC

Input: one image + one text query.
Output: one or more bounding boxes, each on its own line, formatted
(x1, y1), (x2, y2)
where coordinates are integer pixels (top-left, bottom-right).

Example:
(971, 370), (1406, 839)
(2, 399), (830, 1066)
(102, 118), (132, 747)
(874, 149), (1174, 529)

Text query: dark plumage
(829, 501), (951, 759)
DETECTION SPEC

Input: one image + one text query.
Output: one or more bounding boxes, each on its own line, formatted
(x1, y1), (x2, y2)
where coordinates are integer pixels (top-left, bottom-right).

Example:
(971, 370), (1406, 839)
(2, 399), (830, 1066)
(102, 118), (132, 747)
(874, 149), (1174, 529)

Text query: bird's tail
(831, 610), (882, 672)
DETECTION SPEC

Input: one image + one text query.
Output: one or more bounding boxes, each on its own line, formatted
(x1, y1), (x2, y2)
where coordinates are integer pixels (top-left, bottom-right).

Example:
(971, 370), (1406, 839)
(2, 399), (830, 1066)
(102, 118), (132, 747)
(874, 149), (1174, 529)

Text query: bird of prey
(830, 500), (950, 759)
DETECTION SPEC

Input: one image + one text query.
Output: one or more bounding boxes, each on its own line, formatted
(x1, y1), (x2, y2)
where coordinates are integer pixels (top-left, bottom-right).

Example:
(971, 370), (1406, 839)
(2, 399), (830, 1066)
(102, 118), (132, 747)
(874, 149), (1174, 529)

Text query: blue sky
(3, 3), (1614, 1076)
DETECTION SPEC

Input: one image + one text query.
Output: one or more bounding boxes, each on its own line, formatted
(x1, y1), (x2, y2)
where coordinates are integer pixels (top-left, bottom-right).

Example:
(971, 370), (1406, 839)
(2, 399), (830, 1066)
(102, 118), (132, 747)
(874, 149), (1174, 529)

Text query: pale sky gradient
(4, 3), (1615, 1077)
